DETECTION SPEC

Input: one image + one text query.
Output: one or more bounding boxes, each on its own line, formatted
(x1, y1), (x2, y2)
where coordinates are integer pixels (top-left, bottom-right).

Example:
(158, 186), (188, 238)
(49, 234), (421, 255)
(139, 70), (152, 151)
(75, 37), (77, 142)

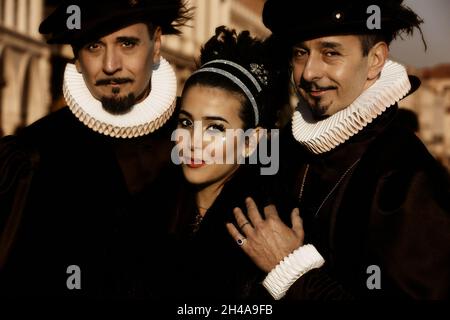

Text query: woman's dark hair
(181, 26), (279, 130)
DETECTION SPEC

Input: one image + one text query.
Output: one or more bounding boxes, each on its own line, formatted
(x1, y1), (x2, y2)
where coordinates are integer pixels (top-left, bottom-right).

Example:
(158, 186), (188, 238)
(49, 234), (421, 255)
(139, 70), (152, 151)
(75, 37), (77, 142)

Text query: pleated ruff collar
(63, 57), (177, 139)
(292, 60), (411, 154)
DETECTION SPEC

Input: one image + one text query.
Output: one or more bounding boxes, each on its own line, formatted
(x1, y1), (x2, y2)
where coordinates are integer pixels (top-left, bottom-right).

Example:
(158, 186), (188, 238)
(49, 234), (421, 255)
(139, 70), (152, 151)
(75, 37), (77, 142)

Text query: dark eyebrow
(178, 110), (230, 124)
(83, 39), (103, 47)
(178, 110), (192, 118)
(319, 41), (343, 50)
(203, 116), (229, 124)
(116, 36), (141, 44)
(293, 43), (308, 50)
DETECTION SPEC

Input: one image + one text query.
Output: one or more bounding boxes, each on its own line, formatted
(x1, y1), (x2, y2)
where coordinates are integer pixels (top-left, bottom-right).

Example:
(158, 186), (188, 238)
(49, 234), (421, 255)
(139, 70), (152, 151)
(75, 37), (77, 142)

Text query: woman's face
(177, 85), (247, 187)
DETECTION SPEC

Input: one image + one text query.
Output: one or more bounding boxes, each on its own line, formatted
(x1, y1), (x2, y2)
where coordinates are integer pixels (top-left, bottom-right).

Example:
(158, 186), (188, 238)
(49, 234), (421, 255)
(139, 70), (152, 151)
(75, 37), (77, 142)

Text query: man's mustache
(299, 78), (336, 92)
(95, 78), (133, 86)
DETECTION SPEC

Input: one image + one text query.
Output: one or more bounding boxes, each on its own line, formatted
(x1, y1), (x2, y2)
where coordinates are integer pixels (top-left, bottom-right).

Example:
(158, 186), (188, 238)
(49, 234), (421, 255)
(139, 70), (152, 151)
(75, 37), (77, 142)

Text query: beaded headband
(190, 59), (265, 126)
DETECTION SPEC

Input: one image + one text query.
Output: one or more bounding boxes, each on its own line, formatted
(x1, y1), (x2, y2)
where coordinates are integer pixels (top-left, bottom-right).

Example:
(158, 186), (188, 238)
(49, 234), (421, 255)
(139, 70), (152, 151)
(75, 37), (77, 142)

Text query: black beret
(39, 0), (190, 45)
(263, 0), (424, 45)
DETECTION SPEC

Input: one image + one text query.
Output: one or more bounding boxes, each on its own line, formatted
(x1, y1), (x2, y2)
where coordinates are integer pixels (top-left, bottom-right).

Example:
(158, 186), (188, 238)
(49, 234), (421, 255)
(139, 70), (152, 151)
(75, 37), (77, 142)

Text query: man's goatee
(101, 93), (137, 115)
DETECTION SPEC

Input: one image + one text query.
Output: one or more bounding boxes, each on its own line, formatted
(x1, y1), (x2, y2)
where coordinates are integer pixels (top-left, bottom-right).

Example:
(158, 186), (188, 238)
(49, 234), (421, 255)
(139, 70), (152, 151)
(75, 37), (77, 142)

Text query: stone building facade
(0, 0), (50, 136)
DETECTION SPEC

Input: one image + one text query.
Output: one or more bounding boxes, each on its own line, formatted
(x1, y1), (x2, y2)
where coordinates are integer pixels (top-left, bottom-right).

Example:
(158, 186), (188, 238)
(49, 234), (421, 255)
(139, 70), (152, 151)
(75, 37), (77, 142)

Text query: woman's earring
(152, 61), (160, 71)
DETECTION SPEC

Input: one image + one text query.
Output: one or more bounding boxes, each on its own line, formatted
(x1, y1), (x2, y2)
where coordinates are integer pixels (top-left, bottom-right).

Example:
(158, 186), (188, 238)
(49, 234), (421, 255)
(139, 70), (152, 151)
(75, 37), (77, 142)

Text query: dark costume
(276, 105), (450, 299)
(0, 0), (189, 297)
(0, 107), (177, 297)
(262, 0), (450, 300)
(163, 166), (274, 301)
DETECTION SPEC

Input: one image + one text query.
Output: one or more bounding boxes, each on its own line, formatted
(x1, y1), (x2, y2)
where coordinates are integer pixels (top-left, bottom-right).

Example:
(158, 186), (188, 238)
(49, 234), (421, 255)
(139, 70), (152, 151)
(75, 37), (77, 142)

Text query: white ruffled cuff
(262, 244), (325, 300)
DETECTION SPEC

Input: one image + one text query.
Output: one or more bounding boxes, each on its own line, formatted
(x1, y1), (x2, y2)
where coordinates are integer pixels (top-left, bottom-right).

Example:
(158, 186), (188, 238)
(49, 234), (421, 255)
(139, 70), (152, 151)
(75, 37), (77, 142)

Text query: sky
(389, 0), (450, 68)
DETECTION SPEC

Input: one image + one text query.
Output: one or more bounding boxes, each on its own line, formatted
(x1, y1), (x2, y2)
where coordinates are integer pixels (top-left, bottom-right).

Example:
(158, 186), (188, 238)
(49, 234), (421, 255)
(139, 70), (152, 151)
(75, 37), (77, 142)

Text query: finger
(226, 223), (248, 249)
(225, 222), (241, 239)
(245, 197), (264, 226)
(290, 208), (304, 237)
(263, 204), (281, 221)
(233, 207), (255, 237)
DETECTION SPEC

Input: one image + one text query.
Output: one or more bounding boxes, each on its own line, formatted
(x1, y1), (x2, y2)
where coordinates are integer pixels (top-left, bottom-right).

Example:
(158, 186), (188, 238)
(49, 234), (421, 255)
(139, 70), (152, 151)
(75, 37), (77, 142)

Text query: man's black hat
(263, 0), (424, 46)
(39, 0), (191, 45)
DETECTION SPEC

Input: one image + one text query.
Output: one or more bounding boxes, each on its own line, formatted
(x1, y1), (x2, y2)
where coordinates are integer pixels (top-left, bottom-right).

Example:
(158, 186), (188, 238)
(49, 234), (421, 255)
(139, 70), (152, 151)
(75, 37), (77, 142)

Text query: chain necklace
(298, 158), (361, 218)
(191, 205), (210, 234)
(191, 212), (204, 234)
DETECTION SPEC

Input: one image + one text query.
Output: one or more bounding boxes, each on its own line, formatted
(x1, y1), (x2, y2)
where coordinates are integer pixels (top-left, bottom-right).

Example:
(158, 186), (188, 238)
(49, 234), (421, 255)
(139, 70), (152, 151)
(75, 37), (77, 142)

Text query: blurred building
(0, 0), (51, 136)
(400, 64), (450, 170)
(0, 0), (268, 137)
(165, 0), (268, 95)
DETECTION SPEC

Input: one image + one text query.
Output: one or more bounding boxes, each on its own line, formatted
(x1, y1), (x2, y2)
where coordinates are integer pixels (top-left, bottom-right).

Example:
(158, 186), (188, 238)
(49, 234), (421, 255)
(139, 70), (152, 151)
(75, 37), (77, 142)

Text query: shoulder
(24, 107), (75, 132)
(0, 135), (40, 219)
(0, 107), (88, 181)
(6, 107), (83, 153)
(359, 124), (450, 214)
(364, 123), (445, 176)
(0, 133), (41, 172)
(0, 109), (65, 182)
(20, 107), (79, 141)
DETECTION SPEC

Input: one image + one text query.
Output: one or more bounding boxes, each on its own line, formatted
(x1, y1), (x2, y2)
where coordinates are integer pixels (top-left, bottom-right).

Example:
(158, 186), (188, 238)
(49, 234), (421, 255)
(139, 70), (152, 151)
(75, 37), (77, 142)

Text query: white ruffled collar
(63, 57), (177, 139)
(292, 60), (411, 154)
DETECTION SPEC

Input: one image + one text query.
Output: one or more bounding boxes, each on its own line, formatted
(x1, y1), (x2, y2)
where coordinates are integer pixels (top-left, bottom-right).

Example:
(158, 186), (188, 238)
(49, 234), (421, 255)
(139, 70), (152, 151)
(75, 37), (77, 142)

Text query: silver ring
(237, 238), (247, 246)
(239, 221), (251, 229)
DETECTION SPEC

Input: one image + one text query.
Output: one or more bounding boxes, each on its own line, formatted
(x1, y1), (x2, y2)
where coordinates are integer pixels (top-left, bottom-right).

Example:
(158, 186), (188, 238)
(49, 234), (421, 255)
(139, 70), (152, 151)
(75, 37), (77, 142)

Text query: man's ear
(152, 26), (162, 64)
(242, 127), (263, 158)
(367, 42), (388, 80)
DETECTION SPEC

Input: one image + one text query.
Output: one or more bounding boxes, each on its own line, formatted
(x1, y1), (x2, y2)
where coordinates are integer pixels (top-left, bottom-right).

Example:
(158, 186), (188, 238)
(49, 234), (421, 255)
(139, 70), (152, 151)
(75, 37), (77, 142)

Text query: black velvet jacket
(160, 166), (275, 302)
(275, 106), (450, 299)
(0, 107), (177, 298)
